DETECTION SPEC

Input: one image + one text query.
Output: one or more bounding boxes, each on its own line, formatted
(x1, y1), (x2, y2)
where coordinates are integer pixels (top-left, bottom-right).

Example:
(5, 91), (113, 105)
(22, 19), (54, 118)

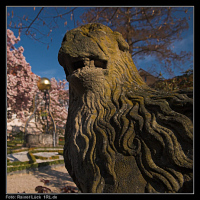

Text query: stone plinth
(25, 134), (58, 147)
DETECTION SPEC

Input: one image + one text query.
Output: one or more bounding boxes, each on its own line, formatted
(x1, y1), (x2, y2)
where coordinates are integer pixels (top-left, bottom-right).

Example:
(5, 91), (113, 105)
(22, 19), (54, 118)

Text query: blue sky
(7, 6), (194, 87)
(7, 7), (87, 90)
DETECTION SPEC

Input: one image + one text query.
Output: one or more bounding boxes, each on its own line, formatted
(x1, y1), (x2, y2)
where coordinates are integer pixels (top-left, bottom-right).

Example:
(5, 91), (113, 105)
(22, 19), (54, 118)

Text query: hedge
(7, 148), (29, 155)
(7, 160), (30, 166)
(34, 155), (60, 160)
(28, 151), (36, 164)
(30, 149), (63, 153)
(58, 150), (63, 155)
(7, 148), (64, 173)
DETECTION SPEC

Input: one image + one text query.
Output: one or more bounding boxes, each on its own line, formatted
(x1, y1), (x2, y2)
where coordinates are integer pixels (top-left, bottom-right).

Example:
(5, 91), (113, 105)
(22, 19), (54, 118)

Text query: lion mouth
(65, 57), (108, 77)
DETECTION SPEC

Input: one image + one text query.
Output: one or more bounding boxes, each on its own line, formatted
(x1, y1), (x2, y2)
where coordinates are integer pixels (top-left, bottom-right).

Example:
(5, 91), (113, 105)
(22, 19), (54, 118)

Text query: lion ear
(114, 31), (129, 52)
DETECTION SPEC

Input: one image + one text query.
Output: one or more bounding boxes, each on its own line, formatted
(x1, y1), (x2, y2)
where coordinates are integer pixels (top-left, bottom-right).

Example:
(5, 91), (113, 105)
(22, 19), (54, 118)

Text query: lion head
(58, 23), (193, 193)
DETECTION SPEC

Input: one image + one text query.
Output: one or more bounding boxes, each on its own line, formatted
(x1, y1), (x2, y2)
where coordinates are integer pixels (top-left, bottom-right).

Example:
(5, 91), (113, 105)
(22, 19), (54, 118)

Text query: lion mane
(58, 23), (193, 193)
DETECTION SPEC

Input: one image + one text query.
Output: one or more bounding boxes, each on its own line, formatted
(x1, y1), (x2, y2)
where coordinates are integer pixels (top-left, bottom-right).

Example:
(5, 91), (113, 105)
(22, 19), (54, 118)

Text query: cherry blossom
(7, 29), (68, 135)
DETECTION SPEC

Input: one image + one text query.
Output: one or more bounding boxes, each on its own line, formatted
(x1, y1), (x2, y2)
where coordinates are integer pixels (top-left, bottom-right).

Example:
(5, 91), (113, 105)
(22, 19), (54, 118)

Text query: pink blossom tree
(7, 29), (40, 121)
(49, 78), (68, 134)
(7, 29), (68, 135)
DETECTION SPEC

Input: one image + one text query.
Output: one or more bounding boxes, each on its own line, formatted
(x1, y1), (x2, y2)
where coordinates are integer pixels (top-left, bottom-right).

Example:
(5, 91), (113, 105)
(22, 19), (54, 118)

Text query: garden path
(7, 165), (78, 193)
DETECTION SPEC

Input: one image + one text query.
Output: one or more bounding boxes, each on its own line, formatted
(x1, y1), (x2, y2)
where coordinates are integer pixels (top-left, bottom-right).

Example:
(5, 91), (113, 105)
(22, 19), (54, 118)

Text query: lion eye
(94, 60), (107, 69)
(73, 60), (85, 71)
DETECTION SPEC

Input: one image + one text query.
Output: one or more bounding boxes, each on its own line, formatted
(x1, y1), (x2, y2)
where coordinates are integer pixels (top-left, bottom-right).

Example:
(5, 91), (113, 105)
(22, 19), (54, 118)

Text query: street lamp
(37, 78), (51, 133)
(24, 77), (57, 147)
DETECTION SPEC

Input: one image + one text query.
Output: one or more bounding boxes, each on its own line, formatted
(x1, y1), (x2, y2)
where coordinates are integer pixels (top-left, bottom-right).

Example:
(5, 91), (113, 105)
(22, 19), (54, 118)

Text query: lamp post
(37, 78), (51, 134)
(24, 77), (57, 147)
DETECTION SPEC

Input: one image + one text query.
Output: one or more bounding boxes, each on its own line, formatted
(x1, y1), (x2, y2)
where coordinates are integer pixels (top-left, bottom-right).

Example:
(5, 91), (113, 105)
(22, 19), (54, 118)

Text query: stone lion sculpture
(58, 23), (193, 193)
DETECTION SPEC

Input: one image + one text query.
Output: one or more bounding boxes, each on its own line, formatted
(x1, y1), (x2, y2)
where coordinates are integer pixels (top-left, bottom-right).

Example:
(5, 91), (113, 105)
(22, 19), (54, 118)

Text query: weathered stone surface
(58, 23), (193, 193)
(26, 134), (58, 147)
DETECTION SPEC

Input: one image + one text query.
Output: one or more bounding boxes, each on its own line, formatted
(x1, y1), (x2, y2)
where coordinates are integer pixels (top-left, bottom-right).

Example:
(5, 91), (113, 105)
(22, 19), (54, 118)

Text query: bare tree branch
(52, 7), (77, 18)
(79, 7), (192, 76)
(88, 7), (108, 23)
(25, 7), (44, 34)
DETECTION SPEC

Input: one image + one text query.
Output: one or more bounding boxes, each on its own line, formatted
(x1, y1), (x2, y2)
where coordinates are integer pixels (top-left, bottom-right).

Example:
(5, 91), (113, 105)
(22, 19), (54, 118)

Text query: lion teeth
(90, 60), (95, 68)
(83, 58), (90, 67)
(70, 58), (107, 75)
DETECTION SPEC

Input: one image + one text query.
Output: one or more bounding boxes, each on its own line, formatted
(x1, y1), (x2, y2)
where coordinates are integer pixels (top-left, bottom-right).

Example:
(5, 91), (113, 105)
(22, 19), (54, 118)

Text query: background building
(138, 68), (160, 87)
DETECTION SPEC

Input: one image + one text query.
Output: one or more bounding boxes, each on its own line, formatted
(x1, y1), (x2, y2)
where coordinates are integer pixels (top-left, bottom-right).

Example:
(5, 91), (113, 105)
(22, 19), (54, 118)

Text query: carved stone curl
(58, 23), (193, 193)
